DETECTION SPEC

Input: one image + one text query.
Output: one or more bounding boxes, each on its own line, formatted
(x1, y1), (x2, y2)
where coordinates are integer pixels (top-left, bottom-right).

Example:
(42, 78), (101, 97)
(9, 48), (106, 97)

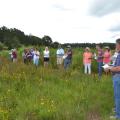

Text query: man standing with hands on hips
(105, 39), (120, 119)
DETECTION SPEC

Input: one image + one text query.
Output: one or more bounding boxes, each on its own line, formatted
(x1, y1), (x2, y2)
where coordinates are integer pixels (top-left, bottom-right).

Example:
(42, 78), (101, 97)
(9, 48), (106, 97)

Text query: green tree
(42, 35), (53, 46)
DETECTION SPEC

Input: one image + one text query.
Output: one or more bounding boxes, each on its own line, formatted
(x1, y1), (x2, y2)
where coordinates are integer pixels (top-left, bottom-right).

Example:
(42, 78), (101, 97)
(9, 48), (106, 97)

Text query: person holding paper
(105, 39), (120, 119)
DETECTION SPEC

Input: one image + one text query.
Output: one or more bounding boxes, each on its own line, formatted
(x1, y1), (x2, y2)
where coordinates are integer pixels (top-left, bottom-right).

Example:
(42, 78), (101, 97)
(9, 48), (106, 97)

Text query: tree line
(0, 26), (115, 50)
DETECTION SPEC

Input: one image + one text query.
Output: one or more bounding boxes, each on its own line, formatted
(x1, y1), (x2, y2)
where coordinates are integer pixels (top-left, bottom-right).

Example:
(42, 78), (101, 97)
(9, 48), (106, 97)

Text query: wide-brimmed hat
(85, 47), (90, 51)
(67, 45), (71, 48)
(105, 46), (110, 49)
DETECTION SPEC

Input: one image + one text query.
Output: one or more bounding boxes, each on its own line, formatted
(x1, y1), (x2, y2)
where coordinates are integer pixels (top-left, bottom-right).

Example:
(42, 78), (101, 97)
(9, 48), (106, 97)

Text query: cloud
(51, 4), (72, 11)
(89, 0), (120, 17)
(0, 0), (117, 43)
(109, 24), (120, 32)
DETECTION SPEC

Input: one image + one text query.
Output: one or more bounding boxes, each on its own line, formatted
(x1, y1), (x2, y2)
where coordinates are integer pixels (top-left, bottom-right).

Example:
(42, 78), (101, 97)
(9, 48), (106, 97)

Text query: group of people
(22, 47), (50, 67)
(9, 45), (72, 69)
(9, 44), (118, 74)
(82, 39), (120, 120)
(83, 45), (115, 77)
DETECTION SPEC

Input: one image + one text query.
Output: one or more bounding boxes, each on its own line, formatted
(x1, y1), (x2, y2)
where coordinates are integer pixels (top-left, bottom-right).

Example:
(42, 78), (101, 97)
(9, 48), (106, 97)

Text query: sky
(0, 0), (120, 43)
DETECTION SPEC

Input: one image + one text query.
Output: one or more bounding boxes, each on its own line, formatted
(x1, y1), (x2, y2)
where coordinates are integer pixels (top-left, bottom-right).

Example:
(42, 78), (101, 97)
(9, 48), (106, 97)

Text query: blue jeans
(34, 59), (39, 66)
(98, 62), (103, 78)
(64, 59), (71, 69)
(113, 74), (120, 119)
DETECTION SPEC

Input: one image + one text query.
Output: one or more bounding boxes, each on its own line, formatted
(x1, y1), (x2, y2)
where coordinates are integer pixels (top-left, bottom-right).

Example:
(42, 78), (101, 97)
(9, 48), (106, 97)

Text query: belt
(113, 73), (120, 77)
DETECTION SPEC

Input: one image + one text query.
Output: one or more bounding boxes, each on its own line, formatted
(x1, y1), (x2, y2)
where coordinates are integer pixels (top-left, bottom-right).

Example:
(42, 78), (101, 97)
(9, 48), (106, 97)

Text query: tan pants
(13, 58), (17, 63)
(57, 57), (63, 65)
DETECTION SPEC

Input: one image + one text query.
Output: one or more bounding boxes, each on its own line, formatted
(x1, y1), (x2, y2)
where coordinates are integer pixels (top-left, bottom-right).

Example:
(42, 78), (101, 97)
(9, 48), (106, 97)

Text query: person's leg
(44, 61), (47, 67)
(44, 58), (46, 67)
(59, 57), (62, 65)
(57, 57), (61, 68)
(44, 61), (46, 67)
(36, 59), (39, 67)
(33, 58), (35, 65)
(88, 63), (91, 74)
(13, 58), (17, 63)
(98, 62), (103, 78)
(24, 59), (27, 64)
(67, 59), (71, 68)
(113, 76), (120, 119)
(84, 64), (87, 74)
(64, 59), (68, 69)
(47, 58), (49, 66)
(57, 57), (59, 65)
(58, 57), (63, 69)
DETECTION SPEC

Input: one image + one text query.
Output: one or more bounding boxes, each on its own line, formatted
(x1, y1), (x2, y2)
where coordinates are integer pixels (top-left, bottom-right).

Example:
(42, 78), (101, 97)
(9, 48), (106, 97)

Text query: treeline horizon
(0, 26), (116, 50)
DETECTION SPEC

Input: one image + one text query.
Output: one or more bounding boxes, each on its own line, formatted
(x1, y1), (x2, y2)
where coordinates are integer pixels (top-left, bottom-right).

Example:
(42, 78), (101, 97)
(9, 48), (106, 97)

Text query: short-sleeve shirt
(83, 52), (92, 64)
(66, 49), (72, 60)
(97, 49), (103, 62)
(33, 51), (40, 59)
(12, 52), (17, 59)
(56, 48), (64, 57)
(44, 50), (50, 58)
(103, 51), (111, 64)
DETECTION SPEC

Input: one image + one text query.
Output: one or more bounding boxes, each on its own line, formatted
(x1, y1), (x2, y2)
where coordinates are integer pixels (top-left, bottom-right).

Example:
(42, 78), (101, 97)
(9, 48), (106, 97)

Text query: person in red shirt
(12, 49), (17, 62)
(83, 47), (93, 74)
(103, 46), (111, 65)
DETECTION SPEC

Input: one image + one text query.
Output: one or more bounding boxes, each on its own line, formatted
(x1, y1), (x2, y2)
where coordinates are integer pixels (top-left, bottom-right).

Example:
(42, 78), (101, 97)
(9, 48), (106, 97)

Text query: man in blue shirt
(105, 39), (120, 119)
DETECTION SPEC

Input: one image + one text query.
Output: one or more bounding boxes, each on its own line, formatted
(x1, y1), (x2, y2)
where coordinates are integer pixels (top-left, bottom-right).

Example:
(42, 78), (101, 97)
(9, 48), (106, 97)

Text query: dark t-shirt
(97, 49), (103, 62)
(66, 49), (72, 60)
(12, 52), (17, 59)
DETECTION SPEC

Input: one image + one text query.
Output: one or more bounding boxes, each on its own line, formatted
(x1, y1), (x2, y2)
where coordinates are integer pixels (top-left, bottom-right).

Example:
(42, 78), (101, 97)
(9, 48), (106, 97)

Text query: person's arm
(110, 66), (120, 72)
(67, 51), (71, 55)
(83, 53), (85, 58)
(62, 50), (64, 55)
(104, 66), (120, 72)
(56, 50), (58, 55)
(88, 53), (93, 59)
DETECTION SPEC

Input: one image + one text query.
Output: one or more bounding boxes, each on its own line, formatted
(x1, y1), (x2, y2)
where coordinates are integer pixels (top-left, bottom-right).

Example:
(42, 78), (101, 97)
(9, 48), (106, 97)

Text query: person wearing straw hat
(83, 47), (93, 74)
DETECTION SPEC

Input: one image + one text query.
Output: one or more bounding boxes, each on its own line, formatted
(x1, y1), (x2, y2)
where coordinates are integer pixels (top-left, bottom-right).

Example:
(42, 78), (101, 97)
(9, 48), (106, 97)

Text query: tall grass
(0, 49), (114, 120)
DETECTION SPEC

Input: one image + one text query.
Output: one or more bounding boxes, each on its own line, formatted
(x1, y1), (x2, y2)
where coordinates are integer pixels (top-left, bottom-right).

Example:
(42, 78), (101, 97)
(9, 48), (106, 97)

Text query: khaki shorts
(57, 57), (63, 65)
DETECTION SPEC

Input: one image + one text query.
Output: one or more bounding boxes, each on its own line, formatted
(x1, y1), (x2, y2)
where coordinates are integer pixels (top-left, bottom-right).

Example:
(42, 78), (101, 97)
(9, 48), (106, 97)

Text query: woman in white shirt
(43, 47), (50, 67)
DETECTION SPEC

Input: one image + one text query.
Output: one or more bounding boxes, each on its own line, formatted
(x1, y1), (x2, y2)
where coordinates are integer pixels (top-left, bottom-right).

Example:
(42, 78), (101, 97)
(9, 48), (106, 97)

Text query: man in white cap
(64, 45), (72, 69)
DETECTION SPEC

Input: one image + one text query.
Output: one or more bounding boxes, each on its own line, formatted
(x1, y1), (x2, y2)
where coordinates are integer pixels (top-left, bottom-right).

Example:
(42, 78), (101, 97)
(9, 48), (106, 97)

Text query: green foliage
(0, 42), (5, 50)
(0, 26), (54, 49)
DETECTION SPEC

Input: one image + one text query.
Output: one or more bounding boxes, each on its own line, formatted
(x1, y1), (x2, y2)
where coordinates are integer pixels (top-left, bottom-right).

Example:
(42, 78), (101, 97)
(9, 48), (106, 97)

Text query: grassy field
(0, 48), (114, 120)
